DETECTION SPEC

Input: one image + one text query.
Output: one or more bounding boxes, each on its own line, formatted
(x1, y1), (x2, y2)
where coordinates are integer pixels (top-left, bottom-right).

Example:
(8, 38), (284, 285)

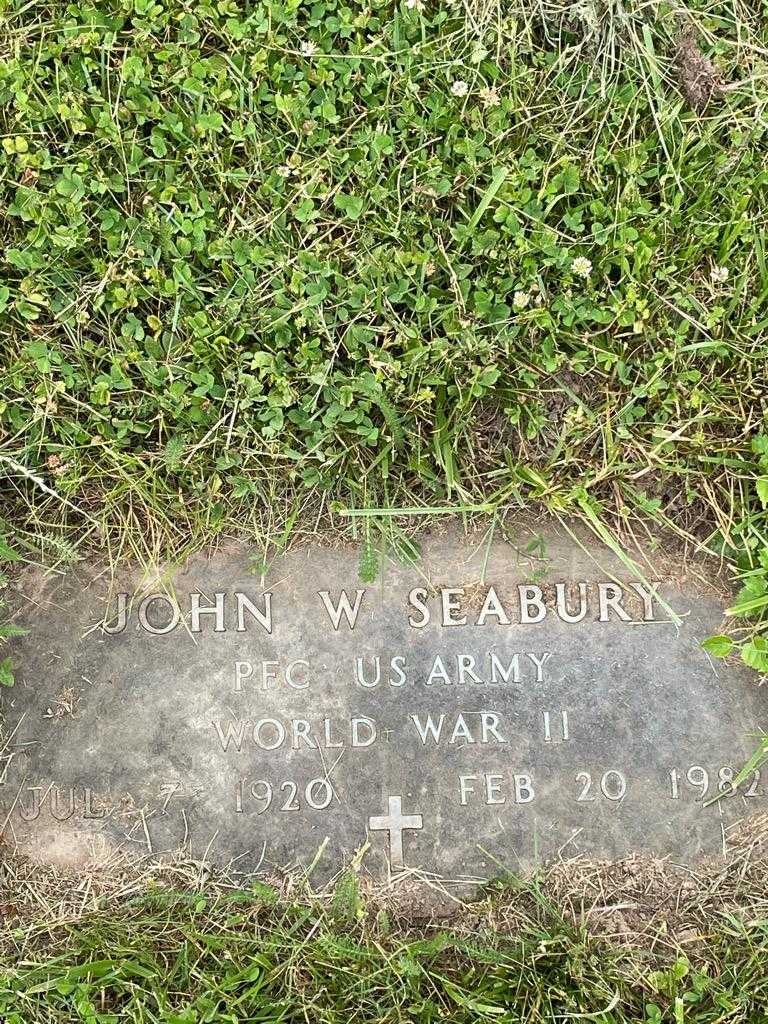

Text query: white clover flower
(300, 40), (317, 56)
(277, 164), (294, 178)
(450, 79), (469, 97)
(405, 0), (425, 10)
(711, 265), (729, 284)
(513, 290), (531, 310)
(572, 256), (593, 278)
(479, 85), (500, 108)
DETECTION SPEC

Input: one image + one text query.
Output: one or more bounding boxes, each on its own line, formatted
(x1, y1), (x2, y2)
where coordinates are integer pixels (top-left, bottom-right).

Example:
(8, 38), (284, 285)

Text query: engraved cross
(369, 795), (423, 869)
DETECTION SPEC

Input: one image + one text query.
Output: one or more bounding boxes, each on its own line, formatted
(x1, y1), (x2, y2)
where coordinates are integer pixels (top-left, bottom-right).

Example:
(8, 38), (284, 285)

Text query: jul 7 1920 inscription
(1, 528), (766, 878)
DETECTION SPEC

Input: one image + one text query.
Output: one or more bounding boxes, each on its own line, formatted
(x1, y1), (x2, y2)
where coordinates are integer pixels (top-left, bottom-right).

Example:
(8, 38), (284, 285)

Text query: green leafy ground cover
(3, 858), (768, 1024)
(2, 0), (768, 1016)
(0, 0), (766, 576)
(1, 0), (767, 660)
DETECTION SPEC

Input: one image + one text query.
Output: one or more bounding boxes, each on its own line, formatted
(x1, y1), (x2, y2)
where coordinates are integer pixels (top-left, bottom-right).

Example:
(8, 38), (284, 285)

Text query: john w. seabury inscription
(1, 529), (766, 877)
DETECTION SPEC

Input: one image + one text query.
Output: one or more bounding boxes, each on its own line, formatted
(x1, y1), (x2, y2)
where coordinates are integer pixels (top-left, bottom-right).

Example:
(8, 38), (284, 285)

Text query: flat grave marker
(1, 526), (765, 879)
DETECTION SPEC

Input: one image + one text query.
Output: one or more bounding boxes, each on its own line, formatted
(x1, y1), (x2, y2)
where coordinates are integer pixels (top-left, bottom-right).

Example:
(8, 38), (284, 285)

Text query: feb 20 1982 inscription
(1, 529), (766, 878)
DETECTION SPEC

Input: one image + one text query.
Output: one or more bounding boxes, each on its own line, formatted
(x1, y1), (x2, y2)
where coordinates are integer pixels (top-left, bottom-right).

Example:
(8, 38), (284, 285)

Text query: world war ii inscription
(1, 528), (766, 877)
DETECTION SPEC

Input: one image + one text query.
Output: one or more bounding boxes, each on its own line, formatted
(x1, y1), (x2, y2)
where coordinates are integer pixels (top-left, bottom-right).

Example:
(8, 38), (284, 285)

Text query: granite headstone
(1, 526), (765, 879)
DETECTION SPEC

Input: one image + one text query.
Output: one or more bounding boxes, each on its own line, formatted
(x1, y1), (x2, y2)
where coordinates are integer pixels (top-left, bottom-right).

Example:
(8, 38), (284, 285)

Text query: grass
(0, 0), (766, 556)
(4, 837), (768, 1023)
(1, 0), (767, 654)
(2, 0), (768, 1016)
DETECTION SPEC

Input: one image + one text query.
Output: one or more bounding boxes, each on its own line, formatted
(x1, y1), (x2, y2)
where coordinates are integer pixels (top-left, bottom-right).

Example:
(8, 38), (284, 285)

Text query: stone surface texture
(1, 525), (765, 879)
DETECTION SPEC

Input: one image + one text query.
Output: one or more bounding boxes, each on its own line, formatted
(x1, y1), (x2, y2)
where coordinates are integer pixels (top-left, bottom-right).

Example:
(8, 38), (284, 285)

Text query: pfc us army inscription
(1, 528), (766, 878)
